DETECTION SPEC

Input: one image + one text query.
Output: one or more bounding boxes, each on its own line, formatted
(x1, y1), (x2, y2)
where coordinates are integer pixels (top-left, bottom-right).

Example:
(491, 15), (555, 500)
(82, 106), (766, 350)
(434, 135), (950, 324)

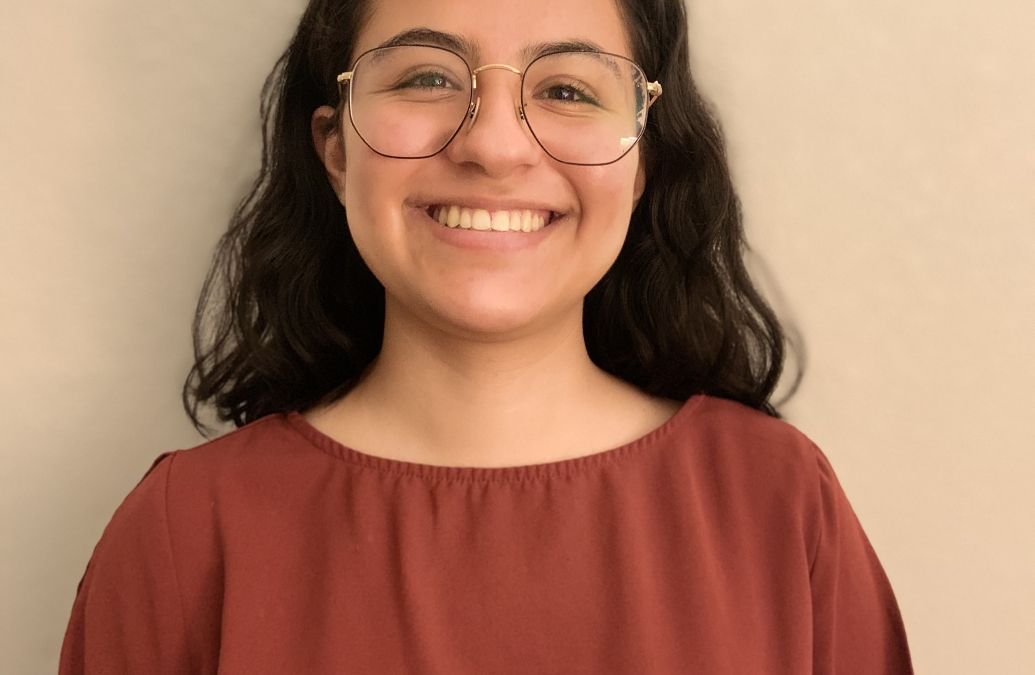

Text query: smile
(426, 205), (556, 233)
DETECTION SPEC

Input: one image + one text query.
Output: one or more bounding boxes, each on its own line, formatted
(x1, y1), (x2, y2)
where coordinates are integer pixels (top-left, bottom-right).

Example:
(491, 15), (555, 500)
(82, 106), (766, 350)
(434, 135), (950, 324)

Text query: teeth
(430, 205), (551, 233)
(490, 211), (509, 231)
(471, 209), (491, 230)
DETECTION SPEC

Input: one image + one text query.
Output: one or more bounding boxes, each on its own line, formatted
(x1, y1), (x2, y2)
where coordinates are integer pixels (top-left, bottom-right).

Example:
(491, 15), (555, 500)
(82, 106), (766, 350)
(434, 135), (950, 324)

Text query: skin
(306, 0), (681, 468)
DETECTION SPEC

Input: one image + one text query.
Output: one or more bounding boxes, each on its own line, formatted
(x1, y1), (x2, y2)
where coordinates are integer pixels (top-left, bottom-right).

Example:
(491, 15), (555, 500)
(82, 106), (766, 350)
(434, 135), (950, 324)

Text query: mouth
(424, 204), (560, 233)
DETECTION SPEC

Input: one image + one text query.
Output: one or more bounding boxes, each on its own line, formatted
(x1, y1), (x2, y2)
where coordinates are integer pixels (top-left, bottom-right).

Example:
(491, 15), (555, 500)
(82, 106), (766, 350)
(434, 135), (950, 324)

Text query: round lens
(349, 46), (472, 158)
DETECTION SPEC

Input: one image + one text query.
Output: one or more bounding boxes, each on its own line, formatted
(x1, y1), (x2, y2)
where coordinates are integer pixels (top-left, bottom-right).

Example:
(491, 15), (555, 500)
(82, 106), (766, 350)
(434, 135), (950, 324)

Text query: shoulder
(670, 395), (828, 507)
(176, 412), (316, 464)
(668, 396), (851, 565)
(95, 413), (339, 569)
(681, 394), (821, 468)
(108, 413), (335, 536)
(161, 411), (330, 476)
(154, 412), (336, 504)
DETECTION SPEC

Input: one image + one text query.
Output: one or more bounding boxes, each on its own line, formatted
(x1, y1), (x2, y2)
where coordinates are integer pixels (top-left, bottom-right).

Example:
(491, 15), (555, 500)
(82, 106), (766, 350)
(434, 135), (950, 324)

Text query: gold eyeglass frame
(336, 44), (663, 166)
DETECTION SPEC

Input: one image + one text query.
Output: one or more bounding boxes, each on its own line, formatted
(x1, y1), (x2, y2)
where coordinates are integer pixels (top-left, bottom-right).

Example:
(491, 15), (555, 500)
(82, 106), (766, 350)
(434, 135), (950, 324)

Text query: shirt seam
(286, 394), (705, 484)
(161, 450), (196, 673)
(806, 441), (824, 577)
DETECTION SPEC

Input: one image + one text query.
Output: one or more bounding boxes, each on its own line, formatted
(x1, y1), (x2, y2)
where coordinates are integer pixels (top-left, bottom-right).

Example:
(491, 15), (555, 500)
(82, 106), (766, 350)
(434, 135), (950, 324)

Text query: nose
(442, 69), (541, 176)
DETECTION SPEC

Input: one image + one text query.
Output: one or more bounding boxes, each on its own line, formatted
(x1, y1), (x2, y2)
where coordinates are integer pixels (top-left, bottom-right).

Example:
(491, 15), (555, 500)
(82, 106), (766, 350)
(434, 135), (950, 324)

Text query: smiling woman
(57, 0), (912, 673)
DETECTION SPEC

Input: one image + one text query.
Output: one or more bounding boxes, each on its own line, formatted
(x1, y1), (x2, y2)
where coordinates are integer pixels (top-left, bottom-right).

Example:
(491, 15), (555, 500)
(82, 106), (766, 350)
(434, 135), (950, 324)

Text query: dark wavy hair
(183, 0), (802, 434)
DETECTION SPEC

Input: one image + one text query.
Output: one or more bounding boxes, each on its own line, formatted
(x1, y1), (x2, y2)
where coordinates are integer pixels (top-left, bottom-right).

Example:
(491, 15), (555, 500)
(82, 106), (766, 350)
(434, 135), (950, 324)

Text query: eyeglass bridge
(467, 63), (524, 122)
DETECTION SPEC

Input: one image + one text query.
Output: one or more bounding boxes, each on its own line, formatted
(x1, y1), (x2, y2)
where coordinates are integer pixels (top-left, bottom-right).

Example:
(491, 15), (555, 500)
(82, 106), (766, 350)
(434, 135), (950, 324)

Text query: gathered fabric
(60, 394), (912, 674)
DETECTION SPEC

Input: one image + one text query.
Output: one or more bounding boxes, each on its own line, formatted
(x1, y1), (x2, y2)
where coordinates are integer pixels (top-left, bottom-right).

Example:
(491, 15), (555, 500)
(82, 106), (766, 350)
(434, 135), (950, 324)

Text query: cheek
(343, 136), (387, 225)
(569, 159), (640, 255)
(342, 158), (381, 271)
(577, 151), (639, 214)
(341, 139), (412, 275)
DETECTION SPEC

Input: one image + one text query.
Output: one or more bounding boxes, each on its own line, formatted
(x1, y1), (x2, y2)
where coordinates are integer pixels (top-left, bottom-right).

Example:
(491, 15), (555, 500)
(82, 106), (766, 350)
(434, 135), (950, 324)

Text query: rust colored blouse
(60, 395), (912, 674)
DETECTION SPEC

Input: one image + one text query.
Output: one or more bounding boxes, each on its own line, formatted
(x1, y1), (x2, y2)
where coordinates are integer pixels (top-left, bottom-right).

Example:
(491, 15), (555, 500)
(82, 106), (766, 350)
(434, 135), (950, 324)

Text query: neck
(308, 294), (660, 467)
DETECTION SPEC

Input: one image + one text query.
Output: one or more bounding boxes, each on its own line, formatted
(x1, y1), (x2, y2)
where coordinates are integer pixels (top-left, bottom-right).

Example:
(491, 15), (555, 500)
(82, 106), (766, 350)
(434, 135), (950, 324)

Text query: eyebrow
(372, 28), (612, 65)
(375, 28), (481, 59)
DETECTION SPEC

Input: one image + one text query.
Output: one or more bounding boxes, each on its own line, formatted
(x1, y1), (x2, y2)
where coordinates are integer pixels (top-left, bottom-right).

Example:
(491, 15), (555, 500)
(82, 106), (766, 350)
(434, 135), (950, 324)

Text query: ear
(311, 105), (347, 197)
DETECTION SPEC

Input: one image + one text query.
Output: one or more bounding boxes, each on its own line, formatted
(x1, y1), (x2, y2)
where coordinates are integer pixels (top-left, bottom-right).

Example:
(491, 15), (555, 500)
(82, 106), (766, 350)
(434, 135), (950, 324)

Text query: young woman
(60, 0), (913, 672)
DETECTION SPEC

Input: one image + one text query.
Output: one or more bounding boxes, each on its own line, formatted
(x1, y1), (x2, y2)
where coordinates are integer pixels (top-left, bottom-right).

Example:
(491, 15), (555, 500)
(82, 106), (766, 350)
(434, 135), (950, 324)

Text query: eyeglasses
(336, 45), (662, 166)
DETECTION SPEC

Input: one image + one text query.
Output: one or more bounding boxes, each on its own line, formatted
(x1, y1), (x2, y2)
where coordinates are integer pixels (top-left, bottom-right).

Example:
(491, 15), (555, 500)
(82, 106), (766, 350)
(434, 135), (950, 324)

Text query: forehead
(355, 0), (633, 64)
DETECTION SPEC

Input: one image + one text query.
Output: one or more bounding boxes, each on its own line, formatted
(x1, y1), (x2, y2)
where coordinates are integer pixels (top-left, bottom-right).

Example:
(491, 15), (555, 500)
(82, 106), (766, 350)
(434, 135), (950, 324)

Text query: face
(314, 0), (646, 340)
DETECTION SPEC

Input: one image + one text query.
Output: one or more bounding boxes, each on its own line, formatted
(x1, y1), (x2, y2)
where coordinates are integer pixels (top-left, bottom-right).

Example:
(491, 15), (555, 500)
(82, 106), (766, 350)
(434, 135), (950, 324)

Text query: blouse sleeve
(808, 444), (913, 674)
(59, 452), (192, 675)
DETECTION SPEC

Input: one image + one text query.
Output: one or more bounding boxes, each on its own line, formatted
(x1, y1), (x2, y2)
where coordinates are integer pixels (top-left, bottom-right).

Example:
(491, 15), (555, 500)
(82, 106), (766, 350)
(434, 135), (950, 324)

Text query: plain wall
(1, 1), (1032, 673)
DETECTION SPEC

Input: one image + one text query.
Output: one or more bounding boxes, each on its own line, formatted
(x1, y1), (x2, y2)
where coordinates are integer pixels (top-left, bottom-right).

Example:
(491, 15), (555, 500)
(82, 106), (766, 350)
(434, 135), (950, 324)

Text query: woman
(60, 0), (913, 672)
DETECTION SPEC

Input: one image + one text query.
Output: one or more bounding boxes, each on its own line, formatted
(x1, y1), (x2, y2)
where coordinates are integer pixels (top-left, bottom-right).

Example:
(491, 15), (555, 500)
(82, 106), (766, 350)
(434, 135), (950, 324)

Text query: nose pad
(466, 96), (526, 128)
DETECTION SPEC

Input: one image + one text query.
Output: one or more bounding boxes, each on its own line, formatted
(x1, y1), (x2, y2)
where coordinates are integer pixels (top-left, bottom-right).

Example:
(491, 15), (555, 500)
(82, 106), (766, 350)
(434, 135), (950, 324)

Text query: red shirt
(60, 394), (912, 674)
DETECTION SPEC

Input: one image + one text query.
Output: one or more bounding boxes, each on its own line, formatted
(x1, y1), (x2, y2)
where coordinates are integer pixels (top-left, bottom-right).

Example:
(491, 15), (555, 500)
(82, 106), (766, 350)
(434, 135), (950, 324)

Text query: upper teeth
(433, 205), (549, 232)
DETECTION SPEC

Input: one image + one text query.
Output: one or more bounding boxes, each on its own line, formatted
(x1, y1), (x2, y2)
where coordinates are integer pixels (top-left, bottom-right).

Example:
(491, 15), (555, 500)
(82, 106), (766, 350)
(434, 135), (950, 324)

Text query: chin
(428, 293), (554, 338)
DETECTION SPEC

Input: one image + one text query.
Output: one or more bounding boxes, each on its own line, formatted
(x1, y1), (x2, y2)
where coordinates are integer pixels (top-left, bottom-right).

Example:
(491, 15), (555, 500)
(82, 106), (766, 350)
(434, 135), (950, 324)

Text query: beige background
(1, 0), (1032, 672)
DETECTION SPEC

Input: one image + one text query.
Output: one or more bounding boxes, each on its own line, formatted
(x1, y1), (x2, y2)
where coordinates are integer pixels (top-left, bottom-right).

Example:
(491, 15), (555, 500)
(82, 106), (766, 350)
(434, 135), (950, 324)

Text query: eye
(536, 82), (599, 106)
(398, 71), (461, 90)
